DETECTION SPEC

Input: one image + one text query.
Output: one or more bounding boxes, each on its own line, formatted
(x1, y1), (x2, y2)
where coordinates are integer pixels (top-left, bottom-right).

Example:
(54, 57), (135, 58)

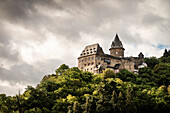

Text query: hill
(0, 52), (170, 113)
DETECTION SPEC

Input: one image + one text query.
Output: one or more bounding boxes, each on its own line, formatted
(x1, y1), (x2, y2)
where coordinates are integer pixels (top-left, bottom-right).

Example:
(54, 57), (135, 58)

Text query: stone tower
(109, 34), (125, 57)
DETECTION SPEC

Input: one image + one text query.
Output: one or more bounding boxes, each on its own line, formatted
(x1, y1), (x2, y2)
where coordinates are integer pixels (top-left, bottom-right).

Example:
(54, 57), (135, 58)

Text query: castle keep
(78, 34), (145, 74)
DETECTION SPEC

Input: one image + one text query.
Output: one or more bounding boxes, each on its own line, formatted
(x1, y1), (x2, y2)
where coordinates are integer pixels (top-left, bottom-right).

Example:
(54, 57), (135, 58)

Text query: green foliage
(145, 57), (159, 69)
(55, 64), (69, 75)
(102, 69), (115, 79)
(0, 63), (170, 112)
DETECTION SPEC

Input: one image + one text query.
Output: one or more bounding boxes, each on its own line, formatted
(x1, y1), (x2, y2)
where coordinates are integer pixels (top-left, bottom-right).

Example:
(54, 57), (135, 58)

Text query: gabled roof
(111, 34), (123, 48)
(80, 43), (104, 57)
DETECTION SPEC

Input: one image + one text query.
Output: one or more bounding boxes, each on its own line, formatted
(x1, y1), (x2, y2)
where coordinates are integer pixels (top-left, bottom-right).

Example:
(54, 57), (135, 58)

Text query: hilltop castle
(78, 34), (146, 74)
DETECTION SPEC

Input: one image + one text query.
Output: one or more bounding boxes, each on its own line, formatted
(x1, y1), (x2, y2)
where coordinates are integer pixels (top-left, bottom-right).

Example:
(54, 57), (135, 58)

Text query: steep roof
(111, 34), (123, 48)
(80, 43), (104, 57)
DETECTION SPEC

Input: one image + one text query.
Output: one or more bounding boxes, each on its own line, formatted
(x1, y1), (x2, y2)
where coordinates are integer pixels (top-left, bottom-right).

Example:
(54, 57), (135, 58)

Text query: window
(97, 57), (100, 60)
(98, 62), (100, 65)
(84, 64), (86, 66)
(88, 63), (90, 66)
(85, 58), (87, 62)
(88, 57), (90, 60)
(82, 60), (84, 62)
(92, 62), (94, 65)
(91, 68), (93, 70)
(92, 56), (94, 60)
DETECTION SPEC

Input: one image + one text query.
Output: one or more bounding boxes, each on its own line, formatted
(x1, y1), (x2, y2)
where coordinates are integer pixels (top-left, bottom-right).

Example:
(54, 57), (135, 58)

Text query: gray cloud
(0, 0), (170, 95)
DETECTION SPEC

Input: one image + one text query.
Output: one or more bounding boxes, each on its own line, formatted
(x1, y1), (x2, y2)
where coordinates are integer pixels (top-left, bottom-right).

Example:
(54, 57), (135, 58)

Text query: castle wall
(78, 54), (139, 74)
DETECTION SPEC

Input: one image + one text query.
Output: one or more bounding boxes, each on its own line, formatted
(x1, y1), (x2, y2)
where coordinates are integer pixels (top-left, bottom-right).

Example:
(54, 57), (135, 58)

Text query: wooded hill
(0, 50), (170, 113)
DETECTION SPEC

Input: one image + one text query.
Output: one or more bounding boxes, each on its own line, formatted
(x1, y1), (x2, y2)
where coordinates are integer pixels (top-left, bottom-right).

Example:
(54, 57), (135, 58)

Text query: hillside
(0, 53), (170, 113)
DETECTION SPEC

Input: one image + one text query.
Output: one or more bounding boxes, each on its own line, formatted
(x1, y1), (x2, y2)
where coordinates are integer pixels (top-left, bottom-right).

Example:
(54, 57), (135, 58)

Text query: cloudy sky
(0, 0), (170, 96)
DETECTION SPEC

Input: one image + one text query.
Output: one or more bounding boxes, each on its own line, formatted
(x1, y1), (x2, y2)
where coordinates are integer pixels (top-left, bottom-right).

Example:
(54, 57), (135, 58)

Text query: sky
(0, 0), (170, 96)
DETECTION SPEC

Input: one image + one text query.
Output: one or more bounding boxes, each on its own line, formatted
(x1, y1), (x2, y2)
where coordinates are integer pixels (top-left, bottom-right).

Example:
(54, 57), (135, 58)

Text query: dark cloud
(0, 58), (63, 83)
(0, 0), (170, 95)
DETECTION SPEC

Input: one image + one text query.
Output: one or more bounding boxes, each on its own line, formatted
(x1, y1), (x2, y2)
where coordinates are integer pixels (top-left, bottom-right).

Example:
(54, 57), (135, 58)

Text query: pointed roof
(111, 34), (123, 48)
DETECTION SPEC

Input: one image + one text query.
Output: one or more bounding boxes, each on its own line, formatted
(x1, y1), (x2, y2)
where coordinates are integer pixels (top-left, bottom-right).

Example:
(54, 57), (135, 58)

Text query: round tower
(109, 34), (125, 57)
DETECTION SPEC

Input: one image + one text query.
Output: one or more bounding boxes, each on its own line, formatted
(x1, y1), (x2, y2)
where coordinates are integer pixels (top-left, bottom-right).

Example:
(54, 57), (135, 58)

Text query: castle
(78, 34), (146, 74)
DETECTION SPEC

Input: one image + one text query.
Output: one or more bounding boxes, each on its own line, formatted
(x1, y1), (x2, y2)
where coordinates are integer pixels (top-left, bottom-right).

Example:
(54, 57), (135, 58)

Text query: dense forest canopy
(0, 50), (170, 113)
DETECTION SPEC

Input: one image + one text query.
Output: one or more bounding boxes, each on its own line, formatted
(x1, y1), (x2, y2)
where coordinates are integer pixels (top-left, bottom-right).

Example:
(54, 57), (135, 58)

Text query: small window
(87, 49), (89, 51)
(92, 62), (94, 65)
(87, 68), (89, 71)
(88, 57), (90, 60)
(92, 56), (94, 60)
(98, 62), (100, 65)
(91, 68), (93, 70)
(87, 52), (89, 54)
(85, 58), (87, 62)
(97, 57), (100, 60)
(88, 63), (90, 66)
(84, 64), (86, 66)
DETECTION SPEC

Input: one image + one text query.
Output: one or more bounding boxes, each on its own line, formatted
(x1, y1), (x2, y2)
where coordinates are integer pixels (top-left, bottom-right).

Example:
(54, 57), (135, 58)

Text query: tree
(144, 57), (159, 69)
(102, 69), (115, 79)
(73, 101), (79, 113)
(55, 64), (69, 75)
